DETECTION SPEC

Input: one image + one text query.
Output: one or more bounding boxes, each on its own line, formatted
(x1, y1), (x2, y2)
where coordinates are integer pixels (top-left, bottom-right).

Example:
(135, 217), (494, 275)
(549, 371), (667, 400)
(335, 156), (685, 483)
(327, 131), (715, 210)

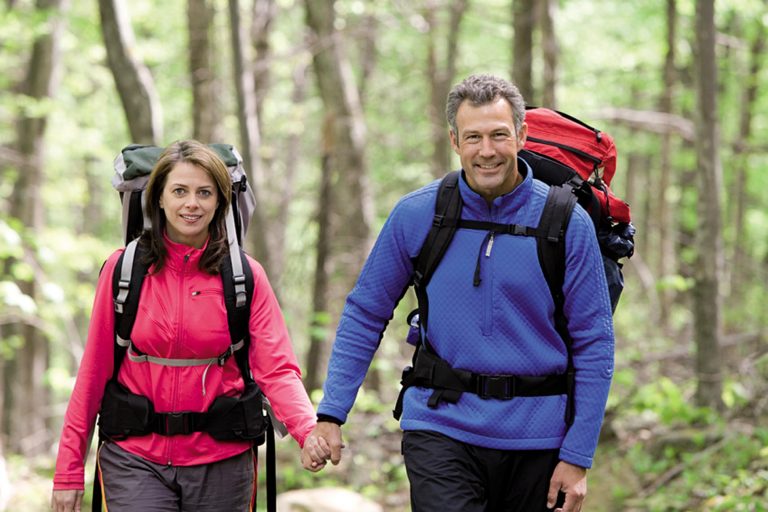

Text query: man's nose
(479, 136), (496, 156)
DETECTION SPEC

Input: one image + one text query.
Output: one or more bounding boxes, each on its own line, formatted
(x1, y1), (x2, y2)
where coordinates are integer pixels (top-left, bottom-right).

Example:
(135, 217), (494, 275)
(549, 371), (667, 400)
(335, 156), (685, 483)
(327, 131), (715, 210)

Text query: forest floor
(3, 414), (767, 511)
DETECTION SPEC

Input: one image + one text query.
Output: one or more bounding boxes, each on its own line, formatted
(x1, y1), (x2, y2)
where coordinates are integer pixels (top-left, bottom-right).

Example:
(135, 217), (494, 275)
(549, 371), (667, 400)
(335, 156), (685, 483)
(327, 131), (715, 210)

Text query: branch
(590, 107), (695, 141)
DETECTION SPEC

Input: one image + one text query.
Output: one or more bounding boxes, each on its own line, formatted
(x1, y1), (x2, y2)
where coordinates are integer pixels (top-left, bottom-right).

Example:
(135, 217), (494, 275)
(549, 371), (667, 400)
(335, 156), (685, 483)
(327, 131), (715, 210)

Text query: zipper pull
(485, 232), (495, 257)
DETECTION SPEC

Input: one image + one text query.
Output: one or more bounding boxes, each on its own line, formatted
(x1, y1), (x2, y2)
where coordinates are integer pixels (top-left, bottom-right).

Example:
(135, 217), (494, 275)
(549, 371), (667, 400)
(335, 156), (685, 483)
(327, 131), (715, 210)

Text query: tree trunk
(356, 4), (378, 103)
(251, 0), (275, 133)
(656, 0), (678, 334)
(3, 0), (67, 456)
(305, 115), (334, 393)
(512, 0), (535, 103)
(426, 0), (468, 178)
(303, 0), (372, 392)
(98, 0), (162, 144)
(730, 18), (764, 291)
(538, 0), (558, 108)
(271, 61), (309, 284)
(692, 0), (723, 410)
(228, 0), (273, 276)
(187, 0), (222, 143)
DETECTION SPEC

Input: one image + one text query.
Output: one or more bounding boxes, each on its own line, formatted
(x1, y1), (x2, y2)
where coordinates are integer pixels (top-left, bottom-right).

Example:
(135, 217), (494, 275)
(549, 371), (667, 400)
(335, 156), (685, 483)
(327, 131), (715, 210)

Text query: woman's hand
(51, 489), (84, 512)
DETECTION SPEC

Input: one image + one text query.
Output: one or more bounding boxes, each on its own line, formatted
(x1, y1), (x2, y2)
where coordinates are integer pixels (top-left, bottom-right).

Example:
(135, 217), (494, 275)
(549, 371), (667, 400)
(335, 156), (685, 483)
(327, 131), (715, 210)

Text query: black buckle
(476, 375), (515, 400)
(432, 214), (445, 227)
(160, 412), (190, 435)
(218, 346), (235, 366)
(413, 271), (424, 287)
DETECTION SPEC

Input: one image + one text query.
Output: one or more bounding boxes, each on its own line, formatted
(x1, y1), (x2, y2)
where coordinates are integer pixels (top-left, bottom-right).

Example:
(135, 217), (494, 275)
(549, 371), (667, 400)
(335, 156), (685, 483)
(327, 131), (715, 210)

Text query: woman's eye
(173, 188), (185, 197)
(199, 190), (212, 198)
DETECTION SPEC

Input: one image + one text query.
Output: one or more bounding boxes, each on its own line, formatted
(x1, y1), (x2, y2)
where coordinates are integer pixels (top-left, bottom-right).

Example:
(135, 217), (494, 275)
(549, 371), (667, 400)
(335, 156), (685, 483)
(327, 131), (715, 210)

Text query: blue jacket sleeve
(317, 187), (435, 422)
(558, 205), (615, 468)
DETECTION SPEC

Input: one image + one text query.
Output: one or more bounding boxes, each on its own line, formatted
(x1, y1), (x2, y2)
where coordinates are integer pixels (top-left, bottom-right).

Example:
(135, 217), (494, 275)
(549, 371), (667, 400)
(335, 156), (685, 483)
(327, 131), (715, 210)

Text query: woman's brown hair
(141, 140), (232, 274)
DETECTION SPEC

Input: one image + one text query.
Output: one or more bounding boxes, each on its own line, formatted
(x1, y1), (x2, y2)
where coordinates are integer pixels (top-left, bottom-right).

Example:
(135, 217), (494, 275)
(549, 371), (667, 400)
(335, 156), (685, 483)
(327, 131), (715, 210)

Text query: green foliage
(631, 377), (719, 425)
(1, 2), (767, 511)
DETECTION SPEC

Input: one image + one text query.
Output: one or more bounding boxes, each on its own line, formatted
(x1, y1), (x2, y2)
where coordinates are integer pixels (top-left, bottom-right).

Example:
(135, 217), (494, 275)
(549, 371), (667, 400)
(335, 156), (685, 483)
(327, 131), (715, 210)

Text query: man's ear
(449, 129), (460, 153)
(517, 122), (528, 148)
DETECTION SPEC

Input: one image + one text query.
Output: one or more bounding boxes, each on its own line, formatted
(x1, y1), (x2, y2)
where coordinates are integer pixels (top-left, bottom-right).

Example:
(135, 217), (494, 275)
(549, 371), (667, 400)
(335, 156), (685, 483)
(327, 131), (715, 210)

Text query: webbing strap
(393, 347), (568, 419)
(455, 219), (544, 238)
(266, 421), (276, 512)
(114, 239), (139, 313)
(123, 340), (245, 366)
(536, 184), (578, 425)
(413, 172), (462, 336)
(225, 205), (247, 308)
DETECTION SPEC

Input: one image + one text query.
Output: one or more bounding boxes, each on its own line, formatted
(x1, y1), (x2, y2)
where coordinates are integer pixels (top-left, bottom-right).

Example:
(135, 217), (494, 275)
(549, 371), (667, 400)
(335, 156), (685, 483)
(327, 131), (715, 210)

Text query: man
(302, 74), (614, 512)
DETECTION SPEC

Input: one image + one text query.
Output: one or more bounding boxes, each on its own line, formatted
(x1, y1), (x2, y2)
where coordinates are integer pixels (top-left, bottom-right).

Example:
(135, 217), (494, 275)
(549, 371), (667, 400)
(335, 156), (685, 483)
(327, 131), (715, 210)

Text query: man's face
(449, 98), (527, 203)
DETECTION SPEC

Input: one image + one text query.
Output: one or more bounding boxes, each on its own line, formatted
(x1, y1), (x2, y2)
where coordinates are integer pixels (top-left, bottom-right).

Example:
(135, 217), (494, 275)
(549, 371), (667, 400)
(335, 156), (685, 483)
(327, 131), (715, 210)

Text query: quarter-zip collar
(458, 156), (534, 221)
(162, 232), (209, 273)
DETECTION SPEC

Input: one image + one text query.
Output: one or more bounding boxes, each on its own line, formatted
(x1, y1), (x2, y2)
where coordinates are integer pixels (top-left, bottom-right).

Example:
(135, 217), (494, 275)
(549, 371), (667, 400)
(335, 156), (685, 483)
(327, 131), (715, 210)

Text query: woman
(52, 140), (316, 511)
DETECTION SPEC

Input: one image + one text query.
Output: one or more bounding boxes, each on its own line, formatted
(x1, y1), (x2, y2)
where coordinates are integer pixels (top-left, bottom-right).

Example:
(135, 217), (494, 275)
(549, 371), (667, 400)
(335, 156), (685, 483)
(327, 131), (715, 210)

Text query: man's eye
(465, 135), (480, 142)
(493, 132), (509, 140)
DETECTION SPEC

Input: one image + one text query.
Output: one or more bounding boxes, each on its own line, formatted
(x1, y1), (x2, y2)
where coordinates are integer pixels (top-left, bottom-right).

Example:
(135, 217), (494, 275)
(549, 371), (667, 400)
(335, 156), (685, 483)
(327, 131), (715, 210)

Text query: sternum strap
(117, 337), (245, 367)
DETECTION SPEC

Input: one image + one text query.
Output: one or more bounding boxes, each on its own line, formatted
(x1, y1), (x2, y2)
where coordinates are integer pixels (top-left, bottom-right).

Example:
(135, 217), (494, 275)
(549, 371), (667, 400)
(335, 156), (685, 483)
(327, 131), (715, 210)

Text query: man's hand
(301, 421), (344, 472)
(547, 461), (587, 512)
(51, 489), (84, 512)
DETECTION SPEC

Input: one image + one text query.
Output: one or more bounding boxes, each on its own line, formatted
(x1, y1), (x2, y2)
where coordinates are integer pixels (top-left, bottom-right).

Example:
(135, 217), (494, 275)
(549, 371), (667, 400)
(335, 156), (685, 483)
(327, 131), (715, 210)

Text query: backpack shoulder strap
(536, 184), (578, 425)
(112, 239), (149, 377)
(412, 171), (463, 332)
(220, 247), (255, 382)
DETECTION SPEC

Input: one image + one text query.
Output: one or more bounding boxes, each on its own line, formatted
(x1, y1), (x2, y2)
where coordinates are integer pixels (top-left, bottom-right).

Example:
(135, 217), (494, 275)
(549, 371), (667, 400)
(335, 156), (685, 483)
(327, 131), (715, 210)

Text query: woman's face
(159, 161), (218, 249)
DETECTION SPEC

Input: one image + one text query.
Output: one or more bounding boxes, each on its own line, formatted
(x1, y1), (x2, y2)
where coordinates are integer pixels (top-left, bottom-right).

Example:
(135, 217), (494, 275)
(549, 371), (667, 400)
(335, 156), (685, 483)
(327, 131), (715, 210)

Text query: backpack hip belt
(99, 379), (268, 441)
(393, 348), (572, 420)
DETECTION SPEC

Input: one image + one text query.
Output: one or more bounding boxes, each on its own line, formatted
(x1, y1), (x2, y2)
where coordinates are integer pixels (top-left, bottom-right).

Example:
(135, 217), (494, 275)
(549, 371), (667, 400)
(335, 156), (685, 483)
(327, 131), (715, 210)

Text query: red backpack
(524, 107), (631, 224)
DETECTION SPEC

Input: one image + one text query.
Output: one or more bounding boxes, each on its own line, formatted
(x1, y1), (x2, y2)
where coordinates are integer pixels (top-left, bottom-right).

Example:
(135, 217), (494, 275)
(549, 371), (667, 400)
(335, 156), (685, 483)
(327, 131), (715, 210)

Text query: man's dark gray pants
(402, 430), (565, 512)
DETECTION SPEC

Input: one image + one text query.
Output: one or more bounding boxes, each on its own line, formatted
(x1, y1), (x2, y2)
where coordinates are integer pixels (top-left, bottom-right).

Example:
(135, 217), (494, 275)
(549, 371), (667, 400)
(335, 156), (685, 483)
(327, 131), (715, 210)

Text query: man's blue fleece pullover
(318, 158), (615, 469)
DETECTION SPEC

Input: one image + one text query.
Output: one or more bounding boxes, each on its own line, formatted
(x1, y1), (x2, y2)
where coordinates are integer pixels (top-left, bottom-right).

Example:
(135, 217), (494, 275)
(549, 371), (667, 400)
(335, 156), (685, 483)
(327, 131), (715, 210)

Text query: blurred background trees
(1, 0), (766, 510)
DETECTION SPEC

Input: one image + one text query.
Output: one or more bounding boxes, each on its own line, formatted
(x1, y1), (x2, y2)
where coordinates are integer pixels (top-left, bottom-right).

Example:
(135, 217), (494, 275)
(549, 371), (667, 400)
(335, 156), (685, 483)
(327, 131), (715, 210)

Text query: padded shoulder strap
(414, 172), (463, 288)
(536, 184), (578, 425)
(220, 248), (255, 382)
(112, 239), (149, 377)
(412, 171), (463, 332)
(537, 184), (577, 313)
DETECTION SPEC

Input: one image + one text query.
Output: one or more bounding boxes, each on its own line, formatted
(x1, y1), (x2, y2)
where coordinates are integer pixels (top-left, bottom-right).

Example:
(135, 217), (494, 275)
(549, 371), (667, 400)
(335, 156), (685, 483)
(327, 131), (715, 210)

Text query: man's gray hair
(446, 74), (526, 136)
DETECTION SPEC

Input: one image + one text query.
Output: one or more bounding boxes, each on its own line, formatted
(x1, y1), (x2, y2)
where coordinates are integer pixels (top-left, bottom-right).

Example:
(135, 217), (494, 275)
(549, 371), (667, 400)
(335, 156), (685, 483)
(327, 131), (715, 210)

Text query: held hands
(547, 461), (587, 512)
(51, 489), (84, 512)
(301, 421), (344, 472)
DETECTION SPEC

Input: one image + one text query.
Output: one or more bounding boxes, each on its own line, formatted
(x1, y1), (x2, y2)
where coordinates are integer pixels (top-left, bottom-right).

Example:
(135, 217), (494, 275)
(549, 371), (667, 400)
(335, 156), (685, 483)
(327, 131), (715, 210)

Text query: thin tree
(425, 0), (469, 178)
(303, 0), (372, 392)
(188, 0), (222, 143)
(228, 0), (272, 276)
(252, 0), (276, 133)
(98, 0), (162, 144)
(692, 0), (724, 409)
(657, 0), (679, 334)
(511, 0), (535, 102)
(538, 0), (558, 108)
(3, 0), (68, 456)
(730, 17), (765, 290)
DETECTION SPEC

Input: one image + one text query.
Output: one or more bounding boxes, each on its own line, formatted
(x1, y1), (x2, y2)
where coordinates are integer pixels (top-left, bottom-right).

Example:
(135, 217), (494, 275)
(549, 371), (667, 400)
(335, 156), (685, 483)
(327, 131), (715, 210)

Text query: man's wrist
(317, 414), (344, 425)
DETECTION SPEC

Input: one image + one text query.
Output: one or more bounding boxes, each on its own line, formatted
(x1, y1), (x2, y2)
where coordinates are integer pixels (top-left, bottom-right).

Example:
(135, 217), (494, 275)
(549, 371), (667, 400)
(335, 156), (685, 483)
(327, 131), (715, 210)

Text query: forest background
(1, 0), (767, 510)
